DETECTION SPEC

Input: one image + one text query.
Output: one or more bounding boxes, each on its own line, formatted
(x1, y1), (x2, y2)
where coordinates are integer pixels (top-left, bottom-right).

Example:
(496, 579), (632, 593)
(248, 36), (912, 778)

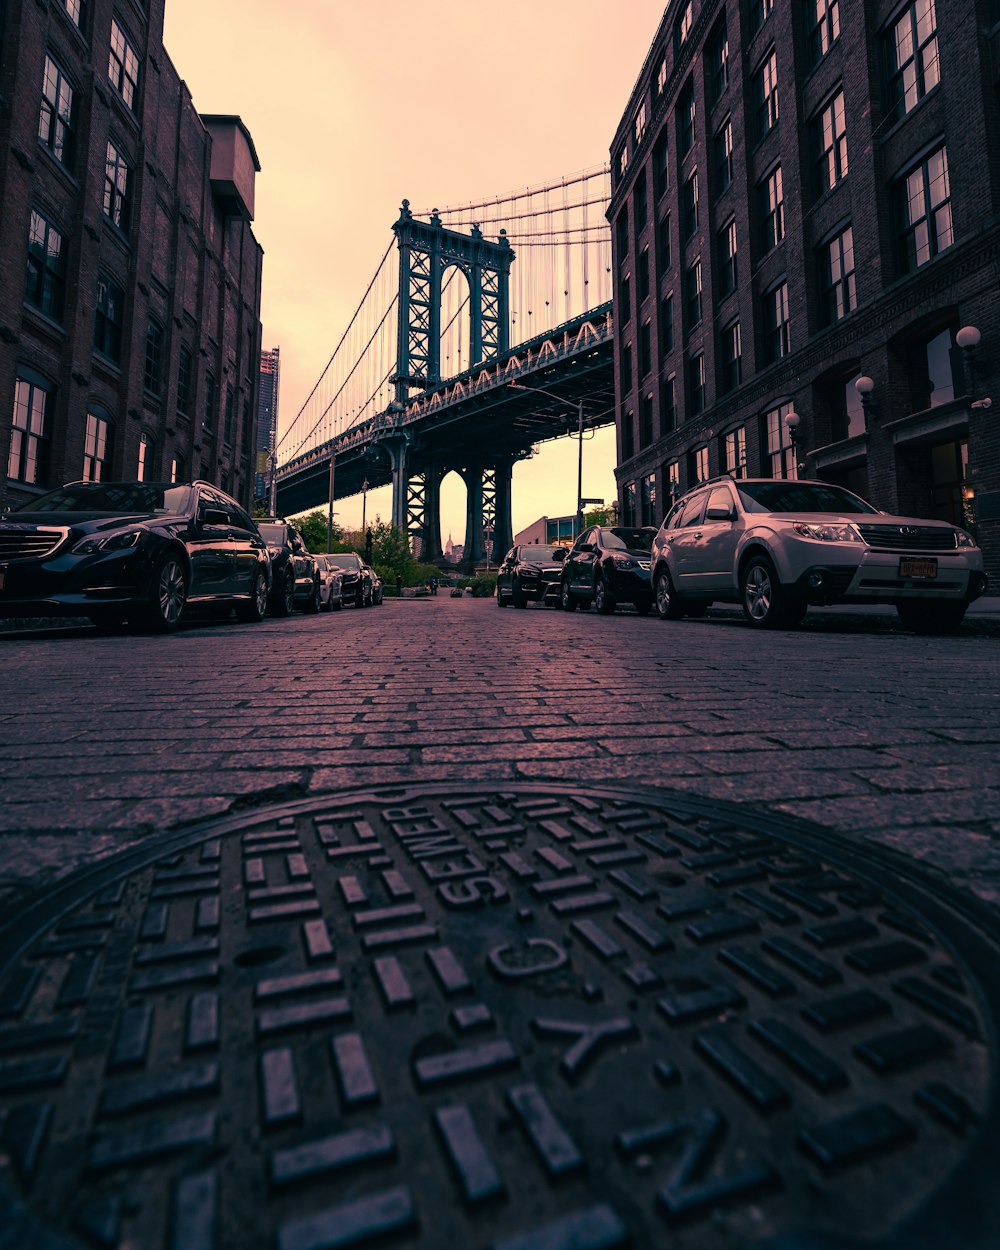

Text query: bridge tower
(390, 203), (517, 564)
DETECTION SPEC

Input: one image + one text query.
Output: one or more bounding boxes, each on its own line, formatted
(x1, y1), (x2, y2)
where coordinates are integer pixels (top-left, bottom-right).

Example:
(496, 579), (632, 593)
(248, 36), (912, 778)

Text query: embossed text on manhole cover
(0, 784), (997, 1249)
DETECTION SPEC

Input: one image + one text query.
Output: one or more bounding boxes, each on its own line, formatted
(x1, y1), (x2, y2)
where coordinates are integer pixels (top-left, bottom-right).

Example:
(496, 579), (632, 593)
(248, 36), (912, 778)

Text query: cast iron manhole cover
(0, 784), (997, 1250)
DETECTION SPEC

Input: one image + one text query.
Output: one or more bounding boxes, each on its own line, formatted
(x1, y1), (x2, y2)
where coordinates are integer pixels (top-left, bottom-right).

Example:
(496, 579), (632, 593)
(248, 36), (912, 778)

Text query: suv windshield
(736, 482), (879, 515)
(521, 546), (563, 563)
(604, 527), (655, 551)
(327, 554), (361, 570)
(258, 524), (290, 545)
(20, 483), (194, 515)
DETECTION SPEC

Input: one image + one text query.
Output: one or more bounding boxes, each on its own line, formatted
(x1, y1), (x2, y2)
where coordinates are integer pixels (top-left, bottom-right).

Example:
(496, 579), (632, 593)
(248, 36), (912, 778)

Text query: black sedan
(559, 525), (656, 615)
(0, 480), (270, 631)
(257, 520), (321, 616)
(496, 543), (567, 608)
(325, 552), (373, 607)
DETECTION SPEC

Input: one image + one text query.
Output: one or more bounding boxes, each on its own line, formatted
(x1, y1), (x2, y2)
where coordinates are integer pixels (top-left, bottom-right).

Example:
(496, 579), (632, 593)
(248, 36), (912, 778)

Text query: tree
(584, 506), (617, 528)
(362, 517), (418, 585)
(294, 510), (344, 553)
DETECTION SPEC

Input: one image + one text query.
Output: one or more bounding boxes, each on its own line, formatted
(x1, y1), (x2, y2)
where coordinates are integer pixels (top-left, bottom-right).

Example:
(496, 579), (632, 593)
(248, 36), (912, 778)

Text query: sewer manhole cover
(0, 784), (997, 1250)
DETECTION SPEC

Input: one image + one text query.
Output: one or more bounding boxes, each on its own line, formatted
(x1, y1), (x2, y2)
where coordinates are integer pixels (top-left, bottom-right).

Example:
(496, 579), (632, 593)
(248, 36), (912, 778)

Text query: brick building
(609, 0), (1000, 582)
(0, 0), (263, 512)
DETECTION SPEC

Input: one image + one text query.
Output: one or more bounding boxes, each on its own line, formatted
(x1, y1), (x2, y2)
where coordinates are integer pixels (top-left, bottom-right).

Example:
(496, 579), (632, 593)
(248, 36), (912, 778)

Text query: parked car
(313, 555), (345, 611)
(0, 480), (270, 631)
(450, 585), (464, 598)
(257, 520), (321, 616)
(369, 570), (384, 605)
(649, 477), (988, 632)
(325, 552), (373, 607)
(496, 543), (567, 608)
(560, 526), (656, 614)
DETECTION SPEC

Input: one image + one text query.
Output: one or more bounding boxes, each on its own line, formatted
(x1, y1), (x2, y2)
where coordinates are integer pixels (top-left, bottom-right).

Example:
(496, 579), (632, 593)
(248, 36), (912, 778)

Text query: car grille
(856, 524), (957, 551)
(0, 526), (68, 561)
(635, 559), (651, 570)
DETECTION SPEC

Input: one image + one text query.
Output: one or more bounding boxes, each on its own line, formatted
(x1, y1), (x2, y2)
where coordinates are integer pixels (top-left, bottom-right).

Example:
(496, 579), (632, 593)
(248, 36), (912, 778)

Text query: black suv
(496, 543), (567, 608)
(560, 525), (656, 614)
(325, 552), (374, 607)
(0, 480), (270, 631)
(257, 520), (321, 616)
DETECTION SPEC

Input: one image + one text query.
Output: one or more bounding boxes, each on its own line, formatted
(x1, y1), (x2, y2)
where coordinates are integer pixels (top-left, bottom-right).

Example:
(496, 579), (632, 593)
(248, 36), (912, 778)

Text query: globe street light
(509, 381), (587, 536)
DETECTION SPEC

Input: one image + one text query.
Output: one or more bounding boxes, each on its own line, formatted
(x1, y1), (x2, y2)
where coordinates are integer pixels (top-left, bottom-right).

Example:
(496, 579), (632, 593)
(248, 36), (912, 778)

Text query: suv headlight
(790, 522), (861, 542)
(610, 553), (635, 567)
(72, 529), (145, 554)
(955, 530), (977, 549)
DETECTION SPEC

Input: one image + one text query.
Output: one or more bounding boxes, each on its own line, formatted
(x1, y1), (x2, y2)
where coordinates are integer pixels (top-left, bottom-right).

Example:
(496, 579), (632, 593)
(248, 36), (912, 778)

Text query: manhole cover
(0, 784), (997, 1250)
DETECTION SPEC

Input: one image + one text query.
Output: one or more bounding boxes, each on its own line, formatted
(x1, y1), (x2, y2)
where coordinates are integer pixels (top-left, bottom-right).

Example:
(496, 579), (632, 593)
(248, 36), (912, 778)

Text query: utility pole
(575, 398), (584, 540)
(362, 479), (369, 532)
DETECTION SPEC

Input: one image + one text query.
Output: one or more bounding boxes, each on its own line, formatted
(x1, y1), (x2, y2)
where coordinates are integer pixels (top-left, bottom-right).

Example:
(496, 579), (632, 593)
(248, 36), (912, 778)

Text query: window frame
(754, 48), (780, 141)
(899, 144), (953, 272)
(815, 88), (848, 195)
(25, 208), (67, 323)
(83, 409), (113, 482)
(109, 17), (141, 111)
(94, 272), (124, 363)
(886, 0), (940, 119)
(823, 224), (857, 323)
(104, 139), (132, 232)
(759, 165), (785, 253)
(8, 374), (52, 487)
(807, 0), (841, 67)
(38, 53), (77, 168)
(763, 280), (791, 364)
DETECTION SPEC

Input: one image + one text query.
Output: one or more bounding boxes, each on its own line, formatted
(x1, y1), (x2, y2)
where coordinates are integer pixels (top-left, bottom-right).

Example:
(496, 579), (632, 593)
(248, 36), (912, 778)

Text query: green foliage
(294, 510), (344, 553)
(465, 574), (497, 598)
(584, 506), (616, 528)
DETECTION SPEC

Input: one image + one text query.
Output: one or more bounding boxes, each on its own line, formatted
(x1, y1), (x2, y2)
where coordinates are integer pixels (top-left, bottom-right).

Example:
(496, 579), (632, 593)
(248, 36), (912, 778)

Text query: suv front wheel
(654, 569), (685, 621)
(560, 580), (577, 612)
(740, 556), (806, 629)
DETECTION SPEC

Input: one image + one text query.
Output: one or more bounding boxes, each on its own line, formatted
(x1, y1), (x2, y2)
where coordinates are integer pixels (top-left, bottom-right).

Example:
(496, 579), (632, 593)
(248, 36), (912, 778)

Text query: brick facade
(609, 0), (1000, 584)
(0, 0), (263, 511)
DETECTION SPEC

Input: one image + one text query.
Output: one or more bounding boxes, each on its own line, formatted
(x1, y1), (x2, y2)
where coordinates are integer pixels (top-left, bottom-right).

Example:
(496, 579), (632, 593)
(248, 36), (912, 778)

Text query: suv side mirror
(552, 549), (567, 561)
(201, 507), (229, 526)
(705, 505), (737, 522)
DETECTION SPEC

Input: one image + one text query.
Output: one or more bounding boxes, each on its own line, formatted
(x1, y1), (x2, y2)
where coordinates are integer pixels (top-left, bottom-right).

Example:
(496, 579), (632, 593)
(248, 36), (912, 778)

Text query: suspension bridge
(274, 168), (617, 562)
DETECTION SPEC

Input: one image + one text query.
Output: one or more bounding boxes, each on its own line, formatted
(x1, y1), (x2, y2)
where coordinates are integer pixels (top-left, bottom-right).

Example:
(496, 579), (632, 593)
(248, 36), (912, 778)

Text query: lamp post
(361, 478), (369, 532)
(783, 410), (802, 479)
(509, 381), (587, 537)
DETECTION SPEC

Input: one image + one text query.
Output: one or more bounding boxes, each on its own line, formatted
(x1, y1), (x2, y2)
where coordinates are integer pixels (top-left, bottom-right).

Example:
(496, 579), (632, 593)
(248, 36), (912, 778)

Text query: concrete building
(514, 516), (577, 547)
(256, 346), (279, 506)
(608, 0), (1000, 582)
(0, 0), (263, 512)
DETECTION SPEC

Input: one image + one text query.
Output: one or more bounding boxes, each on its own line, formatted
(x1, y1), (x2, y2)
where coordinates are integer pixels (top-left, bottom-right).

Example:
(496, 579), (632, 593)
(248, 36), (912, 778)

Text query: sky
(162, 0), (667, 543)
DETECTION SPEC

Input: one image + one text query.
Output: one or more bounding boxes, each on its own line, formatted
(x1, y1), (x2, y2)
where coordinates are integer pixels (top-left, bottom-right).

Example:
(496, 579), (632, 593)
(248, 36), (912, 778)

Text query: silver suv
(649, 478), (987, 632)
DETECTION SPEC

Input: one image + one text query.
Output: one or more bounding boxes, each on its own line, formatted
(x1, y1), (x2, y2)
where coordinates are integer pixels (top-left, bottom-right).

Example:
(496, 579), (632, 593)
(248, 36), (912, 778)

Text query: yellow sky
(162, 0), (666, 540)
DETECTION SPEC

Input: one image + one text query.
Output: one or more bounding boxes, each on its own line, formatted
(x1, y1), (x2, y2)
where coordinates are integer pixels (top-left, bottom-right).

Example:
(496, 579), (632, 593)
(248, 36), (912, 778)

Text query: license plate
(899, 557), (937, 579)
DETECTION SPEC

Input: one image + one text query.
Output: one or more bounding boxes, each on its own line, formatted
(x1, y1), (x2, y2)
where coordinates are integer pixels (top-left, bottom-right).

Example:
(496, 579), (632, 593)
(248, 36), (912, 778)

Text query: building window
(686, 258), (702, 330)
(639, 322), (652, 378)
(714, 117), (733, 193)
(909, 326), (958, 410)
(641, 472), (657, 526)
(170, 454), (183, 484)
(39, 54), (77, 167)
(900, 146), (953, 270)
(657, 213), (672, 274)
(808, 0), (840, 65)
(828, 375), (866, 441)
(766, 401), (796, 478)
(634, 102), (647, 145)
(177, 346), (193, 414)
(25, 210), (66, 322)
(823, 226), (856, 323)
(62, 0), (86, 28)
(666, 459), (680, 504)
(678, 80), (695, 156)
(675, 1), (693, 51)
(721, 322), (742, 393)
(634, 170), (648, 235)
(718, 219), (737, 297)
(622, 412), (635, 461)
(755, 49), (779, 140)
(661, 375), (677, 431)
(689, 353), (706, 416)
(144, 321), (163, 394)
(618, 145), (628, 181)
(653, 133), (670, 199)
(8, 377), (51, 486)
(203, 371), (216, 431)
(660, 293), (674, 354)
(137, 432), (153, 481)
(623, 480), (638, 526)
(640, 394), (654, 448)
(619, 273), (631, 327)
(616, 211), (629, 262)
(682, 170), (699, 238)
(723, 426), (747, 477)
(225, 388), (235, 443)
(83, 411), (112, 482)
(816, 90), (848, 194)
(109, 18), (140, 110)
(763, 281), (791, 363)
(690, 444), (710, 483)
(622, 344), (633, 394)
(760, 166), (785, 252)
(94, 273), (124, 362)
(888, 0), (940, 119)
(751, 0), (775, 32)
(656, 57), (667, 97)
(709, 25), (729, 103)
(638, 248), (650, 304)
(104, 140), (131, 231)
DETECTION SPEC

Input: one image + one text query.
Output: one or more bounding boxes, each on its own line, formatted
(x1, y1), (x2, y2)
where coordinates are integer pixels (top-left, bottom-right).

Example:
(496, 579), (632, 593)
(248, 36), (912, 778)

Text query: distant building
(0, 1), (264, 511)
(609, 0), (1000, 582)
(515, 516), (576, 547)
(256, 347), (280, 504)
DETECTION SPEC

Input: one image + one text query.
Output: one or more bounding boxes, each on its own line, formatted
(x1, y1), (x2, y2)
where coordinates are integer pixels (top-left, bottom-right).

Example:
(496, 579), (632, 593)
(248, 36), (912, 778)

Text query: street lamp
(509, 381), (587, 537)
(783, 410), (802, 479)
(361, 478), (369, 532)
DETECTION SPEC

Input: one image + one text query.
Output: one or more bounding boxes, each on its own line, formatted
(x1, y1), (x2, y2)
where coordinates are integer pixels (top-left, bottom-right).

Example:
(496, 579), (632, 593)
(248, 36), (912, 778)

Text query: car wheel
(512, 580), (528, 609)
(237, 569), (269, 622)
(272, 569), (295, 617)
(740, 556), (805, 629)
(497, 588), (508, 607)
(144, 553), (187, 632)
(560, 580), (577, 612)
(896, 600), (967, 634)
(654, 569), (685, 621)
(303, 578), (321, 614)
(594, 575), (615, 615)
